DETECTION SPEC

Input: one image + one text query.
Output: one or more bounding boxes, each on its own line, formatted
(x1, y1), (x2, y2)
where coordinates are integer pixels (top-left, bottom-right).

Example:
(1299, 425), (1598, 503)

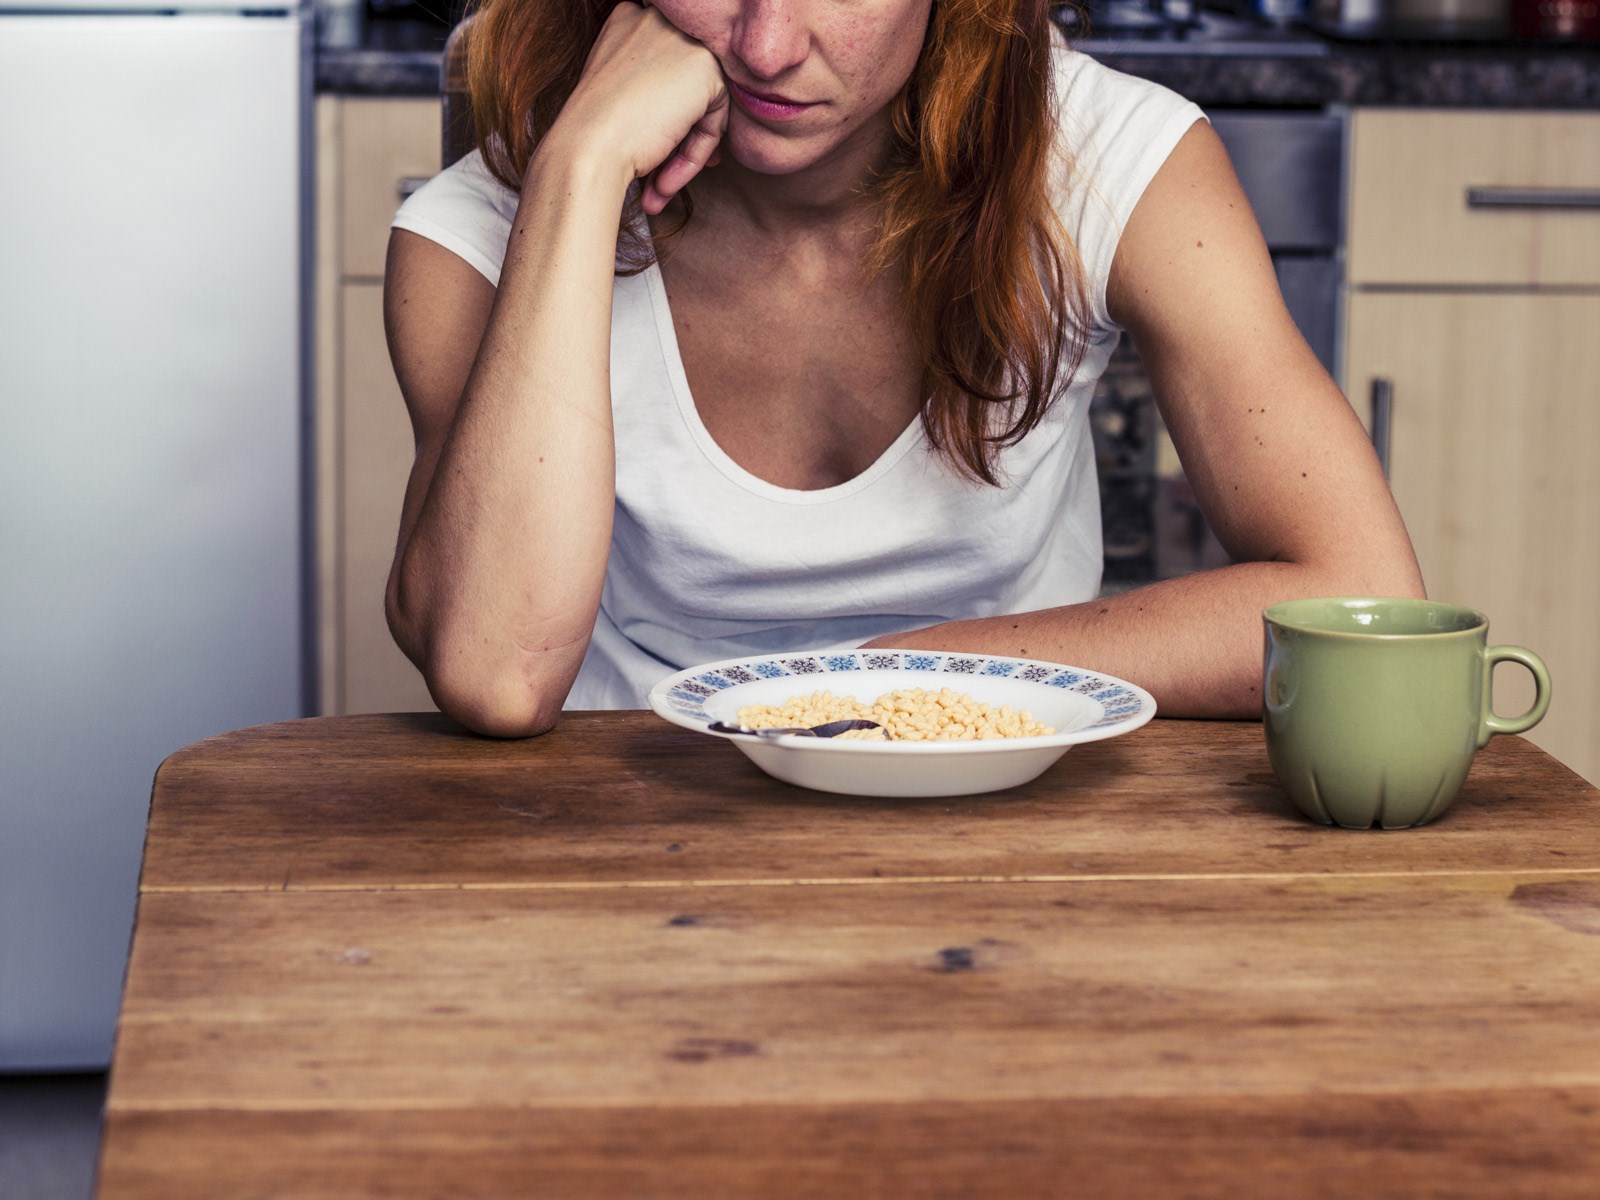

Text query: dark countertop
(317, 20), (452, 96)
(318, 17), (1600, 107)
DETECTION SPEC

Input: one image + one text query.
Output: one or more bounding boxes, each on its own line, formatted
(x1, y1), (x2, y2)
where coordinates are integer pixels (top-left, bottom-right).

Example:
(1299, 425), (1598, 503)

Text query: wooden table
(96, 713), (1600, 1198)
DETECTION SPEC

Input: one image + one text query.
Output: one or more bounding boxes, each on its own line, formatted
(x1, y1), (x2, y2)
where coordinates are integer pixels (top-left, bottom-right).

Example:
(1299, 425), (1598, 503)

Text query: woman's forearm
(391, 136), (631, 734)
(863, 557), (1426, 719)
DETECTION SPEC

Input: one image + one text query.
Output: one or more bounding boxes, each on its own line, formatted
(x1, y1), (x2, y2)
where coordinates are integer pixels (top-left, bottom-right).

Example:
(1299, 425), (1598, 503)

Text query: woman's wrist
(530, 118), (637, 204)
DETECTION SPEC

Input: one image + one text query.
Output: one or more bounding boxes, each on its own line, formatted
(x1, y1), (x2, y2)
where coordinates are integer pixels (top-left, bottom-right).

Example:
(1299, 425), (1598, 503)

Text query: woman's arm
(384, 5), (728, 736)
(384, 153), (622, 737)
(864, 121), (1424, 718)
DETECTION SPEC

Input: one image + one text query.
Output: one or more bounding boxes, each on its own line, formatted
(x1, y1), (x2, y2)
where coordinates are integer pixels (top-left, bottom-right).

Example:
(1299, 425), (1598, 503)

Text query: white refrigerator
(0, 3), (308, 1069)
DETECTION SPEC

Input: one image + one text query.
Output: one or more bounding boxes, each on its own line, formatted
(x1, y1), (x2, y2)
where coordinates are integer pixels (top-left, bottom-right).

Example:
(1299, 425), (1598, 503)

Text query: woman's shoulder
(1049, 38), (1206, 177)
(390, 147), (521, 287)
(1049, 36), (1208, 331)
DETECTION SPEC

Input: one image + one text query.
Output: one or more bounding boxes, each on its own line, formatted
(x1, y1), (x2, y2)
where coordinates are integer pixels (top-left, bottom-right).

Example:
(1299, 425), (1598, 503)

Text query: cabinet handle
(396, 176), (432, 202)
(1370, 378), (1393, 481)
(1466, 186), (1600, 210)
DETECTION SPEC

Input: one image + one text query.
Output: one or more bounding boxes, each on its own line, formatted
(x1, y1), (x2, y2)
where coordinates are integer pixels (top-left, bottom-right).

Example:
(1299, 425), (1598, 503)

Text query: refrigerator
(0, 3), (309, 1069)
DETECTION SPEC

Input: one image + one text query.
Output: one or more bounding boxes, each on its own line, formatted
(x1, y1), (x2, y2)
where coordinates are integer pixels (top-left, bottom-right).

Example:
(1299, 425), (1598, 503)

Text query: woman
(384, 0), (1423, 737)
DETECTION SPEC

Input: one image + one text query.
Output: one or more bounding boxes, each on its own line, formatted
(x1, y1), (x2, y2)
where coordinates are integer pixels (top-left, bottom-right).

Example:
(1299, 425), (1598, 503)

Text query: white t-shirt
(391, 45), (1204, 709)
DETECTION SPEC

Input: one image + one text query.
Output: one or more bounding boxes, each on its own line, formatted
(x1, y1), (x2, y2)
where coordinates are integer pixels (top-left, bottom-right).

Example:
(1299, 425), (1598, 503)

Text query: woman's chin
(721, 122), (828, 177)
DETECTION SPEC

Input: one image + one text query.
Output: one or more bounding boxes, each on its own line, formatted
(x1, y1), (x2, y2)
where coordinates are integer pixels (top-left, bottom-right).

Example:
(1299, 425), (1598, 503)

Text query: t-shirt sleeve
(389, 148), (520, 287)
(1052, 43), (1207, 334)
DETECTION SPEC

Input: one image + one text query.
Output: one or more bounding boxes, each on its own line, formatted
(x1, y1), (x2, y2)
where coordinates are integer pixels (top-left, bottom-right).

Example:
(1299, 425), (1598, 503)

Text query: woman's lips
(727, 79), (817, 122)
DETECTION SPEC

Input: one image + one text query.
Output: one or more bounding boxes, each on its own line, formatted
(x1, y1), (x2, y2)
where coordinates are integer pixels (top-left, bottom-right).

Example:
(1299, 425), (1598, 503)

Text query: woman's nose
(729, 0), (811, 83)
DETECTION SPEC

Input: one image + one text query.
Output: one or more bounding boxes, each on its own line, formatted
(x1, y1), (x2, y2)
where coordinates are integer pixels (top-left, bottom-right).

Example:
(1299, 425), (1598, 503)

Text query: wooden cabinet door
(340, 98), (442, 279)
(316, 97), (441, 716)
(338, 284), (436, 715)
(1345, 291), (1600, 785)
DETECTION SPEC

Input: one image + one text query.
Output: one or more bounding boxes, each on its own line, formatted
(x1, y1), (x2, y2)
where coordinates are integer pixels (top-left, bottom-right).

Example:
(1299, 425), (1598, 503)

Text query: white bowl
(648, 649), (1156, 797)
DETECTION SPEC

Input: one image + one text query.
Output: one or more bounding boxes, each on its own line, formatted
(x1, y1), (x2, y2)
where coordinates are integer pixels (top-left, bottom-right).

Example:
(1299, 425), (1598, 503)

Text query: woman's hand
(549, 2), (730, 216)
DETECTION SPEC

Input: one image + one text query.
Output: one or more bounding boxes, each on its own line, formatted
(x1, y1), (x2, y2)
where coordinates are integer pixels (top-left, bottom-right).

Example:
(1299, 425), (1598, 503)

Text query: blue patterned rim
(654, 651), (1149, 733)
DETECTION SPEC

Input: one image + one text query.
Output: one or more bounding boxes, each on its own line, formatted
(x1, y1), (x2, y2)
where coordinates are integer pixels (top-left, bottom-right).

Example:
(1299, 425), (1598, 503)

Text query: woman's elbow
(425, 660), (566, 739)
(1328, 535), (1426, 603)
(1389, 570), (1428, 601)
(1363, 525), (1427, 600)
(391, 606), (569, 739)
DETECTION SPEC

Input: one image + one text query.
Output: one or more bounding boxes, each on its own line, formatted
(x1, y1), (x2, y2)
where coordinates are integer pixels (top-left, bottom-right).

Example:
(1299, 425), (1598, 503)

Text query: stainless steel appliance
(1061, 1), (1335, 49)
(1060, 0), (1207, 38)
(1093, 110), (1345, 586)
(0, 3), (308, 1069)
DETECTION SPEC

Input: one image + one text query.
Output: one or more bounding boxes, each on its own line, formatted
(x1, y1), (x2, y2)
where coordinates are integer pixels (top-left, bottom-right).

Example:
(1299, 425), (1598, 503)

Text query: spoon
(707, 719), (884, 739)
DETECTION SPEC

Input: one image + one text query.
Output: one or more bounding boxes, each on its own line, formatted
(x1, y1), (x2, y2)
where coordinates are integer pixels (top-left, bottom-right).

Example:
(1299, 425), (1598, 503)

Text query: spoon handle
(706, 720), (882, 739)
(706, 722), (817, 738)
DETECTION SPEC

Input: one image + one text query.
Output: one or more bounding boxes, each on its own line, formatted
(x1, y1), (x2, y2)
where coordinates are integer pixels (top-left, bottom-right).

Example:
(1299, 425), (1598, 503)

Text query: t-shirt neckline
(640, 254), (925, 508)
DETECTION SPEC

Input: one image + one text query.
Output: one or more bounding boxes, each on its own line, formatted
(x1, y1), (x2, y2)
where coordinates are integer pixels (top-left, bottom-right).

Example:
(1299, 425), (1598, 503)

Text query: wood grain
(100, 873), (1600, 1197)
(97, 1087), (1600, 1200)
(139, 714), (1600, 891)
(109, 875), (1600, 1109)
(97, 714), (1600, 1198)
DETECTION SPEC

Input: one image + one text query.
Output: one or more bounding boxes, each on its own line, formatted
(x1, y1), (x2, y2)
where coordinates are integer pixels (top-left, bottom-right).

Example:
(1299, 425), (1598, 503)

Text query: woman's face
(654, 0), (935, 176)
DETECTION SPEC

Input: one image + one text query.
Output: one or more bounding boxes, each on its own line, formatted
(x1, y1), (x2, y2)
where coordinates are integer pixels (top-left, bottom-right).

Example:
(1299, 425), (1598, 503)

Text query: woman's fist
(553, 3), (729, 215)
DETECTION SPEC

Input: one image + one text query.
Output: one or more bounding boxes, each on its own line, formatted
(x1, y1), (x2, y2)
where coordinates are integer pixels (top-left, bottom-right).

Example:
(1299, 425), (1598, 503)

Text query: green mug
(1262, 597), (1552, 829)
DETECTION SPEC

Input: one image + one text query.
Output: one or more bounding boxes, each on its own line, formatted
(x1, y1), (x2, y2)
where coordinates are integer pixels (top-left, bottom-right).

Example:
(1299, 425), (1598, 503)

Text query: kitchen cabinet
(1345, 109), (1600, 786)
(1347, 111), (1600, 287)
(315, 96), (440, 715)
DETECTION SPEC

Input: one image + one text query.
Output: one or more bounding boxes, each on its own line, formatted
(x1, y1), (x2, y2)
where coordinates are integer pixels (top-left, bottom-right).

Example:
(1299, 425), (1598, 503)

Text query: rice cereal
(735, 687), (1054, 741)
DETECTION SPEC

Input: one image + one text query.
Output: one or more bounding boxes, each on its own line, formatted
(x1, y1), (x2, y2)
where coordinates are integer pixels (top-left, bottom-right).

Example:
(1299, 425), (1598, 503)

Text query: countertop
(319, 16), (1600, 107)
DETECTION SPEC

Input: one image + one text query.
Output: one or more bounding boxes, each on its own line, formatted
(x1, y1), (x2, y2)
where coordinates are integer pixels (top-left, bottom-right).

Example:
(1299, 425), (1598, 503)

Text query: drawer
(1347, 110), (1600, 288)
(340, 98), (442, 279)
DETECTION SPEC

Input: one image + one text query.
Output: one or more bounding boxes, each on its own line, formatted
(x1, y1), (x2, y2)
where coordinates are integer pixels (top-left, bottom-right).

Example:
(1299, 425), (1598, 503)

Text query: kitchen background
(2, 0), (1597, 1195)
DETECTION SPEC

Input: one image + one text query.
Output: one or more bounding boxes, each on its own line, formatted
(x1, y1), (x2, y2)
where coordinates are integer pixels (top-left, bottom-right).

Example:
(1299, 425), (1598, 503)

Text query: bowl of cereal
(648, 649), (1156, 797)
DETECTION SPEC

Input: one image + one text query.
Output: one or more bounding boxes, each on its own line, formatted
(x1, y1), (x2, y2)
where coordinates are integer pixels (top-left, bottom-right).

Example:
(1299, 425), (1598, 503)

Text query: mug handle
(1478, 645), (1553, 748)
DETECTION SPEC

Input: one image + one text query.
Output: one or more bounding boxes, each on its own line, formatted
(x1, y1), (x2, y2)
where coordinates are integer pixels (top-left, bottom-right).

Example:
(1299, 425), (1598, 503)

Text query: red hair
(464, 0), (1088, 484)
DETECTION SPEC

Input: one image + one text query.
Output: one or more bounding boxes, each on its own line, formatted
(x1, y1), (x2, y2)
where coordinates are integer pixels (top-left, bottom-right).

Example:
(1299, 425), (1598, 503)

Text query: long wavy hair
(464, 0), (1088, 485)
